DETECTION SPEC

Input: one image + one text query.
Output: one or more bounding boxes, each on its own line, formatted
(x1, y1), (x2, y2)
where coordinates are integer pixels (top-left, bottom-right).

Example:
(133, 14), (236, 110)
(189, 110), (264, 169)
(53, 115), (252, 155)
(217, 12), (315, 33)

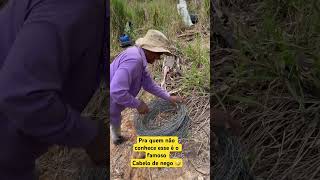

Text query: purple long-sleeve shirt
(110, 46), (170, 127)
(0, 0), (107, 179)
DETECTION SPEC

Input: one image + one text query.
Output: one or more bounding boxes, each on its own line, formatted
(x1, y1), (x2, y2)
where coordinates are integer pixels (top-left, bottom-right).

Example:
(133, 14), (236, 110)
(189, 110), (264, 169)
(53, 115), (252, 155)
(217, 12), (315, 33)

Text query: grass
(218, 0), (320, 108)
(111, 0), (210, 95)
(180, 35), (210, 94)
(213, 0), (320, 179)
(234, 0), (320, 97)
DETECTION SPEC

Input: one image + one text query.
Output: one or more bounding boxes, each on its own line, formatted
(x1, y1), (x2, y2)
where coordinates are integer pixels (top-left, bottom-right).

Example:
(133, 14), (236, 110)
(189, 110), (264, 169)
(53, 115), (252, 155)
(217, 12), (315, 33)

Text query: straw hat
(135, 30), (172, 55)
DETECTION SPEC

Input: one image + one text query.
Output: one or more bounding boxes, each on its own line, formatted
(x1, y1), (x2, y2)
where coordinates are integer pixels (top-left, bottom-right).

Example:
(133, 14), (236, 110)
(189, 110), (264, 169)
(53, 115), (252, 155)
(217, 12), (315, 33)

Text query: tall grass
(110, 0), (131, 55)
(111, 0), (183, 57)
(181, 35), (210, 93)
(234, 0), (320, 100)
(213, 1), (320, 178)
(111, 0), (210, 94)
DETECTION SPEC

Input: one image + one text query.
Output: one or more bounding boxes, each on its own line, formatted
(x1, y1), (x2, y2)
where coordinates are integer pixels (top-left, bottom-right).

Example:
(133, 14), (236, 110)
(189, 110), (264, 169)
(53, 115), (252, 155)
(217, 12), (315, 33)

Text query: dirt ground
(110, 90), (210, 180)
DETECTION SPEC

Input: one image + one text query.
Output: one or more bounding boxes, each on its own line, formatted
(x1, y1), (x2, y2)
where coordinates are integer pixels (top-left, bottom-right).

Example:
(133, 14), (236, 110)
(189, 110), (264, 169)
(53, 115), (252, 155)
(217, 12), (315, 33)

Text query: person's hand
(137, 100), (149, 114)
(85, 119), (107, 167)
(169, 96), (184, 106)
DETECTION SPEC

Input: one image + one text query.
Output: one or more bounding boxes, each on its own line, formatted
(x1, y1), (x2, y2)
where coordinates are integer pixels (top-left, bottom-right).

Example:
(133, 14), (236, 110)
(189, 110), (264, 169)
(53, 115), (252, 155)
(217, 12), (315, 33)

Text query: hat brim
(142, 46), (172, 56)
(135, 38), (173, 56)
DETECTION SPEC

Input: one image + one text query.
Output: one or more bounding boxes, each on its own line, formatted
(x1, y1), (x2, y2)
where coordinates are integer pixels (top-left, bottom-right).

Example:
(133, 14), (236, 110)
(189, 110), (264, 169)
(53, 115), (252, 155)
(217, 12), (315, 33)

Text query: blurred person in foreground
(0, 0), (108, 179)
(110, 29), (183, 145)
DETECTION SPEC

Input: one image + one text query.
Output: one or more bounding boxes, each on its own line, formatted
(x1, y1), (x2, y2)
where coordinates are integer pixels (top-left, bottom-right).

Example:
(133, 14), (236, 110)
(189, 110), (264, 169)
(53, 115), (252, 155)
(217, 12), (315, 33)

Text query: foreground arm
(0, 22), (98, 148)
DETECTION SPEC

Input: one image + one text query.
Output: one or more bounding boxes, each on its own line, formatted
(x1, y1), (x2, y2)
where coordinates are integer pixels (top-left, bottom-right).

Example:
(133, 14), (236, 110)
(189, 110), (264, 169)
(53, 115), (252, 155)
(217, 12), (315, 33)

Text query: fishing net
(77, 167), (108, 180)
(134, 98), (190, 138)
(213, 128), (255, 180)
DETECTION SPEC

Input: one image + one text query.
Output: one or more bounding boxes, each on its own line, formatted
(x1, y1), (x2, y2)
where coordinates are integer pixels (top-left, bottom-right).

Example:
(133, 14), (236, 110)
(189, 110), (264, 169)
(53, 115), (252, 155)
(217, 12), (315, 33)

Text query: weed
(181, 35), (210, 93)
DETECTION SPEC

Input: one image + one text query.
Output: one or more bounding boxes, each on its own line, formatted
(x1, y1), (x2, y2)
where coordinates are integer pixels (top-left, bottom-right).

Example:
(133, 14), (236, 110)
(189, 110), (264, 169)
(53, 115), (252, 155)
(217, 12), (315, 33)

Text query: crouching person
(110, 30), (183, 145)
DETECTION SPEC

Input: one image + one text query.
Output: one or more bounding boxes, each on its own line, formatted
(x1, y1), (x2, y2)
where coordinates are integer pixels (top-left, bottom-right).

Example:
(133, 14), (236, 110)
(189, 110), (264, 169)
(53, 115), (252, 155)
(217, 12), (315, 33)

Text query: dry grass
(36, 82), (108, 179)
(213, 0), (320, 179)
(213, 48), (320, 179)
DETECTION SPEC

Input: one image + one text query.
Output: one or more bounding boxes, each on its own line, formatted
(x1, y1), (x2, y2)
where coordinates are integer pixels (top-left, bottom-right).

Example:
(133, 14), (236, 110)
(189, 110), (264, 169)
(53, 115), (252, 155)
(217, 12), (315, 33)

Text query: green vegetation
(181, 35), (210, 94)
(111, 0), (182, 56)
(111, 0), (210, 95)
(240, 0), (319, 95)
(213, 0), (320, 179)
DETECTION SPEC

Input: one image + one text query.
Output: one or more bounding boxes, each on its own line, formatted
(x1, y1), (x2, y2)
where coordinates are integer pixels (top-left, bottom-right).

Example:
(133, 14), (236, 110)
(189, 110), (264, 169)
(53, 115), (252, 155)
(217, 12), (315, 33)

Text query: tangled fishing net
(134, 98), (190, 138)
(77, 167), (108, 180)
(213, 128), (255, 180)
